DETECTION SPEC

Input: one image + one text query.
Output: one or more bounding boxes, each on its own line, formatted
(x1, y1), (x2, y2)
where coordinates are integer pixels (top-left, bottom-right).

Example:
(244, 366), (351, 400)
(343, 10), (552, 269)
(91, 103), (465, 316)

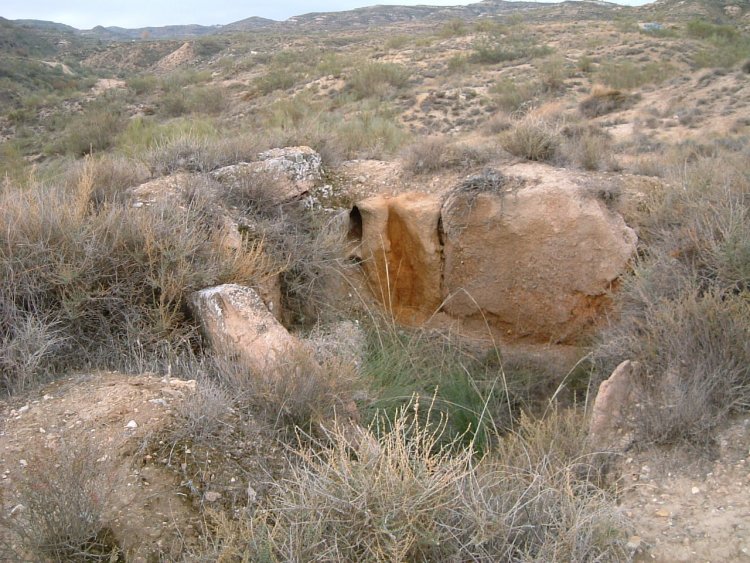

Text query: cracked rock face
(350, 167), (637, 342)
(348, 193), (443, 324)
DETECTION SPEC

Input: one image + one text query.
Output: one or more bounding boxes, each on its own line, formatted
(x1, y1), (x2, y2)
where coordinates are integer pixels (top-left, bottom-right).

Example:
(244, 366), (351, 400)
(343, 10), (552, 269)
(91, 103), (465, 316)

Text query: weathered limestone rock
(190, 284), (299, 374)
(589, 360), (640, 450)
(210, 146), (323, 206)
(349, 193), (443, 323)
(257, 146), (323, 187)
(441, 167), (637, 341)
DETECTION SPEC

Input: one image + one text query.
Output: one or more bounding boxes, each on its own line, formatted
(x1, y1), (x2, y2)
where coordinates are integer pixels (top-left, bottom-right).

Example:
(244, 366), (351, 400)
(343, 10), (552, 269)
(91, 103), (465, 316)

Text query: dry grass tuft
(579, 86), (637, 119)
(401, 136), (493, 175)
(500, 115), (561, 162)
(203, 406), (629, 561)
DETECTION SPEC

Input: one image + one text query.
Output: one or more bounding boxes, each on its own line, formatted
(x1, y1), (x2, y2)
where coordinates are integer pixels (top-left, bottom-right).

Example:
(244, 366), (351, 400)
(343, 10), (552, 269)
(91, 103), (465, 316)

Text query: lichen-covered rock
(210, 146), (324, 206)
(258, 146), (324, 186)
(190, 284), (300, 374)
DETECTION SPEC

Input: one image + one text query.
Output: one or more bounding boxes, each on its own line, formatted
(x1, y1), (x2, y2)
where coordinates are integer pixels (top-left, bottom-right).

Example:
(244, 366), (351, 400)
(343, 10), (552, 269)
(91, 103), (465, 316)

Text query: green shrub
(127, 74), (157, 95)
(471, 33), (552, 64)
(346, 62), (410, 100)
(185, 85), (229, 115)
(50, 99), (126, 156)
(537, 54), (570, 91)
(490, 77), (542, 113)
(686, 19), (739, 42)
(193, 37), (227, 58)
(445, 53), (470, 74)
(254, 65), (303, 95)
(439, 18), (468, 38)
(597, 60), (674, 89)
(385, 35), (411, 50)
(158, 89), (189, 117)
(332, 111), (409, 159)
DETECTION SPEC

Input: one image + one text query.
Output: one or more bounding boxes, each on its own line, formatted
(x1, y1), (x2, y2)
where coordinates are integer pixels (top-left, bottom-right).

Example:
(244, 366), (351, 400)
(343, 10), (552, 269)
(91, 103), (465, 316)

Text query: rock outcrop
(349, 193), (443, 323)
(589, 360), (640, 450)
(210, 146), (324, 206)
(190, 284), (301, 374)
(350, 165), (637, 341)
(442, 167), (637, 341)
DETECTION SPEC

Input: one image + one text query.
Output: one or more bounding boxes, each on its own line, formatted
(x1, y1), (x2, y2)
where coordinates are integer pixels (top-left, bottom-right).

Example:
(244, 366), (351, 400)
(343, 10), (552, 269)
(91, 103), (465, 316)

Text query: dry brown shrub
(0, 439), (121, 561)
(579, 86), (637, 118)
(401, 136), (493, 175)
(202, 406), (629, 561)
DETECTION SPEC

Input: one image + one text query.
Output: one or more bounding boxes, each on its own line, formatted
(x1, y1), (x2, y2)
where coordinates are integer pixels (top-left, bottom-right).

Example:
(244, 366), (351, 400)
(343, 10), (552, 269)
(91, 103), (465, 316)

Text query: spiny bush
(0, 167), (272, 394)
(203, 407), (629, 561)
(346, 62), (410, 100)
(0, 439), (120, 561)
(595, 149), (750, 447)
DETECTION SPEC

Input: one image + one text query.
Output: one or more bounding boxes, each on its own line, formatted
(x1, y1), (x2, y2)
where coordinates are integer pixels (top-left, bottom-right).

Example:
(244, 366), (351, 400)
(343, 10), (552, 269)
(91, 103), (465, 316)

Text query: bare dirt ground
(2, 372), (749, 561)
(0, 374), (201, 560)
(621, 415), (750, 562)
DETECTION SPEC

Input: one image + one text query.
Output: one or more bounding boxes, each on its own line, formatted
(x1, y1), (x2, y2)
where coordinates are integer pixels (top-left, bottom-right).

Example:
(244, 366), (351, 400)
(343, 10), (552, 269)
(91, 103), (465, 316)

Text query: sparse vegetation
(346, 62), (410, 100)
(2, 3), (750, 560)
(500, 115), (561, 162)
(204, 406), (629, 561)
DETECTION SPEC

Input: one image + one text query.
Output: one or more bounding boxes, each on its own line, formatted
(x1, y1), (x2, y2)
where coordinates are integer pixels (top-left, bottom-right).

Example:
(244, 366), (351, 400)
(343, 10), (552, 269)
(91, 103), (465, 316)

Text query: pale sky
(3, 0), (651, 29)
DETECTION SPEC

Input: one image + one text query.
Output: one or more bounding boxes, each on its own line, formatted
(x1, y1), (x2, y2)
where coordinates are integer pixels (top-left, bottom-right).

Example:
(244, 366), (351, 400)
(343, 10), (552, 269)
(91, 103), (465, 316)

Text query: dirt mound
(153, 41), (195, 72)
(0, 374), (200, 559)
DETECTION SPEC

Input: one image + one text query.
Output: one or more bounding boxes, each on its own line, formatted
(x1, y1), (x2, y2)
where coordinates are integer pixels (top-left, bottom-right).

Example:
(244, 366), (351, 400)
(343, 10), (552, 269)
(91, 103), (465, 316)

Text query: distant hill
(641, 0), (750, 21)
(11, 0), (747, 47)
(218, 16), (279, 33)
(79, 24), (221, 41)
(8, 0), (631, 42)
(0, 17), (60, 57)
(280, 1), (545, 30)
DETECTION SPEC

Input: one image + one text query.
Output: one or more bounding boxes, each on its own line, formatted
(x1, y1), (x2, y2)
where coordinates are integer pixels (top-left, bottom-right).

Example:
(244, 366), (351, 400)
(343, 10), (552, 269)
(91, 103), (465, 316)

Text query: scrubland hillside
(1, 1), (750, 560)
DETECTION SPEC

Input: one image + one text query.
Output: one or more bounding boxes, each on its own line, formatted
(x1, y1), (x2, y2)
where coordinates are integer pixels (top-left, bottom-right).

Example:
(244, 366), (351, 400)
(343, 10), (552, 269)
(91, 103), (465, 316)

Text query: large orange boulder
(441, 167), (637, 341)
